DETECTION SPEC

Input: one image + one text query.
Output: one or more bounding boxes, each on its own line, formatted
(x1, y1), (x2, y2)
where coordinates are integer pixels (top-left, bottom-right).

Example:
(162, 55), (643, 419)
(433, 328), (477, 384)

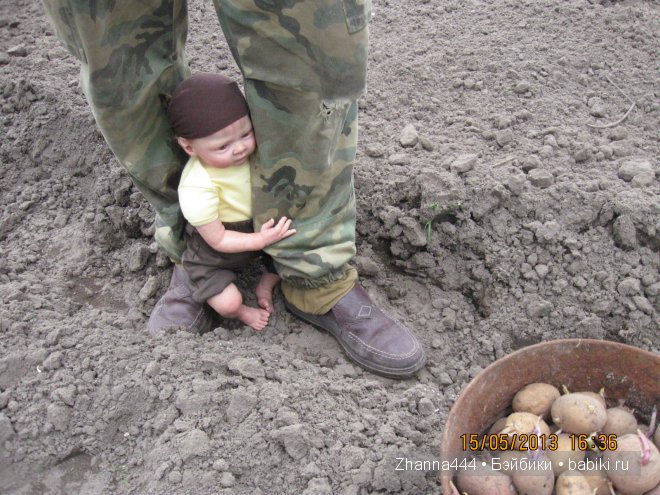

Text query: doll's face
(178, 115), (255, 169)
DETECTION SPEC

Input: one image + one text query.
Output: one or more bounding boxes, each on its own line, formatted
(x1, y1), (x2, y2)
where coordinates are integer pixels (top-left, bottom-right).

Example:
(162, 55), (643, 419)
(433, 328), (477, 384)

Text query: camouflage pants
(43, 0), (370, 289)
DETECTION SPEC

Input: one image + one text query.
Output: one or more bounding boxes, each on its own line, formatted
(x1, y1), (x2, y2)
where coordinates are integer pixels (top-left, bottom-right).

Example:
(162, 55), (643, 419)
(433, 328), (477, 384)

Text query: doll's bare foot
(255, 272), (280, 313)
(236, 305), (270, 331)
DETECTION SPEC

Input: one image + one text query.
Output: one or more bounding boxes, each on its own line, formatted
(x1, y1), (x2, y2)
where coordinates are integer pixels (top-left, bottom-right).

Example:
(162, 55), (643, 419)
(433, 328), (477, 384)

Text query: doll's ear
(159, 93), (172, 109)
(177, 137), (195, 157)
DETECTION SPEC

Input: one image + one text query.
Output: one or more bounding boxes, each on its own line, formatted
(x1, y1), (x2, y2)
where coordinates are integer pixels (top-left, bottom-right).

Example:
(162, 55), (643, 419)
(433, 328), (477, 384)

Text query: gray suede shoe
(285, 284), (426, 379)
(147, 265), (214, 337)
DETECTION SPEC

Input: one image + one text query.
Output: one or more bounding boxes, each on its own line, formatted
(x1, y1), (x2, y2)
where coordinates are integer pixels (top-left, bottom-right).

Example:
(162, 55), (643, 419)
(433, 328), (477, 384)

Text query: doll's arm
(196, 217), (295, 253)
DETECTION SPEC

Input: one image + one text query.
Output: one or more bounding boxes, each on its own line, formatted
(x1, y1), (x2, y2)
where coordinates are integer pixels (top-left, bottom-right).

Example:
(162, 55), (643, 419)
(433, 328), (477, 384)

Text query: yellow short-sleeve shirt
(178, 156), (252, 226)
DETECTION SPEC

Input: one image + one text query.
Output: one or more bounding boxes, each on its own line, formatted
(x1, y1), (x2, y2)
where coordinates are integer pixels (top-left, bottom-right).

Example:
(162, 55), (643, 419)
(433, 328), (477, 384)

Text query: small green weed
(117, 464), (130, 488)
(425, 202), (439, 243)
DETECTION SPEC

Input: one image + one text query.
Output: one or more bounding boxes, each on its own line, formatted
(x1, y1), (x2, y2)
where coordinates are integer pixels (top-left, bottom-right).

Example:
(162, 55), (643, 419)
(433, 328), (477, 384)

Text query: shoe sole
(284, 300), (426, 379)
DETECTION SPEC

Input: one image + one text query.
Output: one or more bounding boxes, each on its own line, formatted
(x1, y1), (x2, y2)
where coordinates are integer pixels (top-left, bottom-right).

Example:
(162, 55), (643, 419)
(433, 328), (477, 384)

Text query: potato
(513, 383), (561, 418)
(604, 433), (660, 495)
(547, 434), (586, 476)
(489, 416), (509, 436)
(580, 464), (609, 495)
(644, 483), (660, 495)
(503, 412), (551, 449)
(513, 472), (554, 495)
(555, 471), (593, 495)
(576, 391), (607, 408)
(551, 393), (607, 434)
(511, 454), (554, 495)
(492, 450), (525, 476)
(603, 407), (638, 436)
(456, 464), (517, 495)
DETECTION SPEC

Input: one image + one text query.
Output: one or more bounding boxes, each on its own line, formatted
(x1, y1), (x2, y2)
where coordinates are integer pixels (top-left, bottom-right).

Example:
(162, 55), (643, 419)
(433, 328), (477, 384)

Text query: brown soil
(0, 0), (657, 494)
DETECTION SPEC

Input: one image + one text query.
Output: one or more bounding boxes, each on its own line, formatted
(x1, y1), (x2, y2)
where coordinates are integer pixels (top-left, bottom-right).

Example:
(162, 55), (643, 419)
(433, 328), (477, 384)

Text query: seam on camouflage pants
(43, 0), (371, 288)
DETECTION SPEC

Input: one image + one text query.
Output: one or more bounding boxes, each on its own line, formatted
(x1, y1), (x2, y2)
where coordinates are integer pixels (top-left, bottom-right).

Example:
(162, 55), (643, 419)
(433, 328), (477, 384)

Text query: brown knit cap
(167, 73), (249, 139)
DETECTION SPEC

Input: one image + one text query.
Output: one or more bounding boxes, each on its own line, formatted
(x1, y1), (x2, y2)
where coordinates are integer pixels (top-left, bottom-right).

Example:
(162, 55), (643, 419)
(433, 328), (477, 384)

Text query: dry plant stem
(492, 156), (516, 168)
(586, 74), (636, 129)
(586, 102), (635, 129)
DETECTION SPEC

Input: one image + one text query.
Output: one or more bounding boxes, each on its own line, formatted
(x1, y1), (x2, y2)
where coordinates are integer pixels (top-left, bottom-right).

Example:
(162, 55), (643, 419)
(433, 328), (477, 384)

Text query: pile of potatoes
(455, 383), (660, 495)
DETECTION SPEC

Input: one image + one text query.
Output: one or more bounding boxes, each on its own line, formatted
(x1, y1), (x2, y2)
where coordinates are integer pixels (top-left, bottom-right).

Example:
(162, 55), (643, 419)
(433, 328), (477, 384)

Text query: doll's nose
(234, 142), (247, 154)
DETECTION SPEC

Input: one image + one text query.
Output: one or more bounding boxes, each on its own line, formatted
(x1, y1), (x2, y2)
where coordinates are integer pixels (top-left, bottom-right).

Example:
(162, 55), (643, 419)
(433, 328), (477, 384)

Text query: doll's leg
(255, 272), (281, 313)
(207, 283), (270, 331)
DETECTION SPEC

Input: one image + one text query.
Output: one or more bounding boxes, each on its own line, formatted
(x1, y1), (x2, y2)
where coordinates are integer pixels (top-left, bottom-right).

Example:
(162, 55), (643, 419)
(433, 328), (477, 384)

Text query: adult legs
(42, 0), (213, 334)
(213, 0), (425, 377)
(212, 0), (366, 297)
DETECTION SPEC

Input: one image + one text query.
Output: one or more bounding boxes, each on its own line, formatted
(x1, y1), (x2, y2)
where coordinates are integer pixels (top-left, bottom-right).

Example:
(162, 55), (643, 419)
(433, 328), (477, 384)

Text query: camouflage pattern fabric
(42, 0), (371, 289)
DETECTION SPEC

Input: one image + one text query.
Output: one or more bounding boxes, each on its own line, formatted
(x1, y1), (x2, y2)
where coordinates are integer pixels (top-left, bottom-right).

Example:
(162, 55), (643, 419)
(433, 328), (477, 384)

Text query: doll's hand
(259, 217), (296, 248)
